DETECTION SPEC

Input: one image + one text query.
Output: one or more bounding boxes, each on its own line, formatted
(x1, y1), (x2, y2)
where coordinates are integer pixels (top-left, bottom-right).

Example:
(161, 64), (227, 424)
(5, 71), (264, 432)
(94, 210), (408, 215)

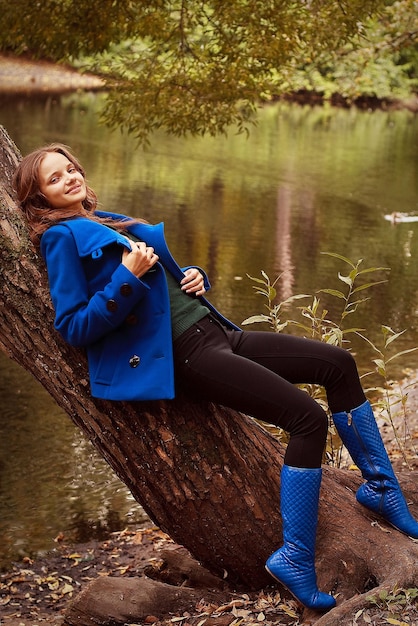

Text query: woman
(13, 144), (418, 612)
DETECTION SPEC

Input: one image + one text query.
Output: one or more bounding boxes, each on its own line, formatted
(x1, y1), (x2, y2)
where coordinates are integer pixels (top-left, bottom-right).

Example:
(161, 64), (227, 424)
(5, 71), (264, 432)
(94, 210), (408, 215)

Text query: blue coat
(40, 210), (240, 401)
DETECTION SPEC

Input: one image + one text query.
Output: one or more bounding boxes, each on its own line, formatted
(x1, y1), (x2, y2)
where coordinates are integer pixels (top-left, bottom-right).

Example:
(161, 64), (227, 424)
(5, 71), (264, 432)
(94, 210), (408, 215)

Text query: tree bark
(2, 125), (418, 624)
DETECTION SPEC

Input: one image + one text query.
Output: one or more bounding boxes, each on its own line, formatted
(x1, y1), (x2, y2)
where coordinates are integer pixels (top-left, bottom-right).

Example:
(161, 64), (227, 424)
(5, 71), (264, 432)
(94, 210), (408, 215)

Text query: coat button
(120, 283), (133, 297)
(129, 355), (140, 368)
(106, 299), (118, 312)
(125, 314), (138, 326)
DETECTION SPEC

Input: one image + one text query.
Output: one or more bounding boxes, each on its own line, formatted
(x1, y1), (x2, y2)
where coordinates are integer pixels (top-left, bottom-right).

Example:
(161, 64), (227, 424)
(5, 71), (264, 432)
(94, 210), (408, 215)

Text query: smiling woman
(39, 152), (87, 211)
(12, 143), (100, 245)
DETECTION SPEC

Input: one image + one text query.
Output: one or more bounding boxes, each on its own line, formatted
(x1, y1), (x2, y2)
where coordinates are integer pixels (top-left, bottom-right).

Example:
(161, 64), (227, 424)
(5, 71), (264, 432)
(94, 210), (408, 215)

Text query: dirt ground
(1, 525), (165, 626)
(0, 525), (304, 626)
(1, 518), (417, 626)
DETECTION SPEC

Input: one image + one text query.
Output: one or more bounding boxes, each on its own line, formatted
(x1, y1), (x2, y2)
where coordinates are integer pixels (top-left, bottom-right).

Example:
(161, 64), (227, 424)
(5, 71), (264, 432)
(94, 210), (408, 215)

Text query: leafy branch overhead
(1, 0), (412, 142)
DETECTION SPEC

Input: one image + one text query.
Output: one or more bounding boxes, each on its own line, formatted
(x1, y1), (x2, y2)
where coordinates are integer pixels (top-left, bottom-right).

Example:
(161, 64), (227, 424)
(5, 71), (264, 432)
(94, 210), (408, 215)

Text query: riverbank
(1, 53), (417, 113)
(0, 54), (104, 95)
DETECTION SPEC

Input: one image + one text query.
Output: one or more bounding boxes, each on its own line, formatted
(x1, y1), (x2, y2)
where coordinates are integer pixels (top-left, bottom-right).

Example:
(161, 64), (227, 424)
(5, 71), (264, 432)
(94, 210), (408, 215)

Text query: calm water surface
(0, 93), (417, 568)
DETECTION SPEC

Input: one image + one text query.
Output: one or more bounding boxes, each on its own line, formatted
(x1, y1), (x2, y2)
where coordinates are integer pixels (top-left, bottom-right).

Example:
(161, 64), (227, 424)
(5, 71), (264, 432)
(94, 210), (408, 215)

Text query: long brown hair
(13, 143), (143, 245)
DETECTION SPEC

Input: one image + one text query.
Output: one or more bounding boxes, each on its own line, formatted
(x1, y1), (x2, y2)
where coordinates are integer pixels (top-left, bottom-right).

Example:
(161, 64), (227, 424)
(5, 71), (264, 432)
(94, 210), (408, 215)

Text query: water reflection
(0, 93), (417, 567)
(0, 354), (147, 569)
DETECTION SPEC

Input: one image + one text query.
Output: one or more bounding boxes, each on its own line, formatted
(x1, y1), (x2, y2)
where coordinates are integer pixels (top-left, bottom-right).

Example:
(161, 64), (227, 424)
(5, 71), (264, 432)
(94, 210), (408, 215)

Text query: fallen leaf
(47, 580), (59, 591)
(61, 575), (75, 583)
(278, 603), (298, 618)
(218, 600), (246, 612)
(233, 609), (250, 618)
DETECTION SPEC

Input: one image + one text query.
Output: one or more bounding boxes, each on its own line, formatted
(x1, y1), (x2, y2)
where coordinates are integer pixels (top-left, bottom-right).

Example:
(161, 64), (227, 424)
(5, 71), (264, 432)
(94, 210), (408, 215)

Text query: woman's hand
(122, 242), (159, 278)
(181, 268), (206, 296)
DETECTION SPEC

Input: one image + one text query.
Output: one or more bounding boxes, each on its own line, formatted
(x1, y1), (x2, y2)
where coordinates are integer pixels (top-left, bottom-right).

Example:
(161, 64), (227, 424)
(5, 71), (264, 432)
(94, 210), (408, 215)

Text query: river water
(0, 93), (417, 568)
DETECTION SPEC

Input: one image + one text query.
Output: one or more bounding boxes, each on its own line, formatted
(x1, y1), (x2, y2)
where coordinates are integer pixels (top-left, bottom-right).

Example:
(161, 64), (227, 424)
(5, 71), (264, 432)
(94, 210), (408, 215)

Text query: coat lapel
(56, 218), (131, 256)
(62, 213), (185, 282)
(126, 222), (185, 281)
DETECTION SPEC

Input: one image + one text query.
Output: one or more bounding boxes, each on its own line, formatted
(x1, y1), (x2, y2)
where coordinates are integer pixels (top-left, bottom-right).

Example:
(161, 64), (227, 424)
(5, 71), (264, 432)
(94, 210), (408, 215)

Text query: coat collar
(56, 216), (130, 257)
(55, 214), (184, 280)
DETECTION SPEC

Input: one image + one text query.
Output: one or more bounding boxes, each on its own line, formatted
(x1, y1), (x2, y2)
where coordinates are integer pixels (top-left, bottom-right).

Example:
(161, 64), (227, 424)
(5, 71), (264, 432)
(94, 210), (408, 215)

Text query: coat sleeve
(41, 226), (150, 347)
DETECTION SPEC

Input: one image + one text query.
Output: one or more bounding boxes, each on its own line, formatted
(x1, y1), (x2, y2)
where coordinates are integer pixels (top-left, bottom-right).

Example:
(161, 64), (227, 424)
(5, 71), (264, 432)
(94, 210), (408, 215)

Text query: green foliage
(0, 0), (141, 59)
(0, 0), (382, 61)
(367, 586), (418, 613)
(358, 325), (418, 463)
(84, 0), (387, 143)
(0, 0), (394, 142)
(244, 253), (389, 347)
(242, 270), (310, 334)
(0, 1), (415, 141)
(273, 0), (418, 101)
(243, 254), (418, 466)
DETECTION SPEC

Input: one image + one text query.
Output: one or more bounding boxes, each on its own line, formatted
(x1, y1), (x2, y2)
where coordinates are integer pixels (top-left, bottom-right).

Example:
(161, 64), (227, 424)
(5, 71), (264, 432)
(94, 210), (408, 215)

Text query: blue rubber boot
(332, 400), (418, 538)
(265, 465), (336, 611)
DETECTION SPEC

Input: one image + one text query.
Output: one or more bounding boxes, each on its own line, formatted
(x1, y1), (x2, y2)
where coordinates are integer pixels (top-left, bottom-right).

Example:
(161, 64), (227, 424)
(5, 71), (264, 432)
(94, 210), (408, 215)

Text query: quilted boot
(265, 465), (336, 611)
(332, 400), (418, 538)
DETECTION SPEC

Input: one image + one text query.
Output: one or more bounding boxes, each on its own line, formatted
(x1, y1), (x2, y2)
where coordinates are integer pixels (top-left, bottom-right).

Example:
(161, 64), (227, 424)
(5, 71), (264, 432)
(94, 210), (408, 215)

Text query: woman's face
(38, 151), (87, 211)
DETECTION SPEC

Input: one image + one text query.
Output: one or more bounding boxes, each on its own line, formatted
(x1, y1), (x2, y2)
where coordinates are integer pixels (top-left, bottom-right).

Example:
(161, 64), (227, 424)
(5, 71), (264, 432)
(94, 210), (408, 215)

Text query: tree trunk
(1, 125), (418, 624)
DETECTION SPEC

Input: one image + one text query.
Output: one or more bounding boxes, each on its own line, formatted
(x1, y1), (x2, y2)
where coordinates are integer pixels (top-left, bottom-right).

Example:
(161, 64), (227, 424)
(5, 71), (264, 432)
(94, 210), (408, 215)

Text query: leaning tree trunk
(1, 125), (418, 625)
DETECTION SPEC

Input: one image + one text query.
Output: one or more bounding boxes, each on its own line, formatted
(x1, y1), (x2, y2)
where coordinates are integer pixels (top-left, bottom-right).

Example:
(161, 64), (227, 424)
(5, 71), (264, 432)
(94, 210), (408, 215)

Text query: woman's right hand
(122, 242), (159, 278)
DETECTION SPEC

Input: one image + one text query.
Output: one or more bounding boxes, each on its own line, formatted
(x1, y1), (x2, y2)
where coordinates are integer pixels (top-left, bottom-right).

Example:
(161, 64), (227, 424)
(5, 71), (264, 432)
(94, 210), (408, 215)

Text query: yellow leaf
(60, 575), (75, 583)
(48, 581), (59, 590)
(279, 604), (298, 618)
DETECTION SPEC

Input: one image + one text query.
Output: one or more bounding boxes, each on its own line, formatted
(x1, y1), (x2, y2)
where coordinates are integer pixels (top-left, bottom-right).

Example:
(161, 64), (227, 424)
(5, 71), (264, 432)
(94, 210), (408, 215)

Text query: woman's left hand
(181, 268), (206, 296)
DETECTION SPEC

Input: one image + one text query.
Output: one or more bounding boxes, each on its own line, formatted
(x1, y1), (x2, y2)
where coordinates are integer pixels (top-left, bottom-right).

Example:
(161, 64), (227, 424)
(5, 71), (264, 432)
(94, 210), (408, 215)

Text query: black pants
(173, 315), (366, 468)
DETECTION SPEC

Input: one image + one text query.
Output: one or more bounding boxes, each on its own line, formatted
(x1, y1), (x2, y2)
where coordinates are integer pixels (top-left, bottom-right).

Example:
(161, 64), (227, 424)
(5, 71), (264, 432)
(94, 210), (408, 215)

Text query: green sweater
(164, 269), (210, 340)
(123, 230), (209, 340)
